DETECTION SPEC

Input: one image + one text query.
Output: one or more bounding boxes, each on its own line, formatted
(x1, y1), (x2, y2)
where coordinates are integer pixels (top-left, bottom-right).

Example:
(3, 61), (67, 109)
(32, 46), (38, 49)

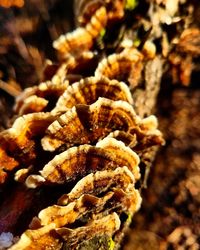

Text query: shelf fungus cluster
(0, 1), (164, 250)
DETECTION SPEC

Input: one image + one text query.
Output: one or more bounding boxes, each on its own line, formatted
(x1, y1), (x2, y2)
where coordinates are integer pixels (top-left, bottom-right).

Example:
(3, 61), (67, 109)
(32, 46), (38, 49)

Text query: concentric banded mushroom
(0, 112), (57, 184)
(42, 97), (141, 151)
(52, 76), (133, 113)
(25, 138), (140, 188)
(15, 81), (69, 115)
(53, 6), (107, 58)
(0, 1), (166, 249)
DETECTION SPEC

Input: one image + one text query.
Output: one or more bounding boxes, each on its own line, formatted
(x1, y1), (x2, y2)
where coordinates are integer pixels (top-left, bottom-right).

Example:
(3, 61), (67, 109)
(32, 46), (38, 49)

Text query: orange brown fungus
(0, 0), (24, 8)
(1, 1), (165, 249)
(74, 0), (126, 28)
(52, 76), (133, 113)
(0, 113), (56, 184)
(0, 148), (19, 184)
(95, 48), (144, 89)
(15, 81), (69, 115)
(57, 166), (135, 205)
(42, 98), (163, 158)
(53, 6), (108, 58)
(56, 213), (121, 246)
(106, 115), (165, 152)
(42, 98), (140, 151)
(10, 170), (141, 250)
(26, 138), (140, 187)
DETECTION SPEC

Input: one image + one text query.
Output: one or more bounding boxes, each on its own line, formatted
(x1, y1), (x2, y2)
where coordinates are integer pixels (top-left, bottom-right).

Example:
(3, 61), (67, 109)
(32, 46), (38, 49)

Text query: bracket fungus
(10, 168), (141, 250)
(41, 97), (142, 151)
(0, 1), (166, 249)
(52, 76), (134, 113)
(95, 48), (144, 89)
(15, 81), (69, 115)
(26, 138), (140, 187)
(0, 112), (57, 184)
(53, 6), (108, 58)
(74, 0), (126, 26)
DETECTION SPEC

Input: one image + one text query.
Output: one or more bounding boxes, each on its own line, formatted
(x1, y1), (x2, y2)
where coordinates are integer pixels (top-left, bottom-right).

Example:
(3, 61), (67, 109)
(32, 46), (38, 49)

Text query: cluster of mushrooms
(0, 1), (165, 249)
